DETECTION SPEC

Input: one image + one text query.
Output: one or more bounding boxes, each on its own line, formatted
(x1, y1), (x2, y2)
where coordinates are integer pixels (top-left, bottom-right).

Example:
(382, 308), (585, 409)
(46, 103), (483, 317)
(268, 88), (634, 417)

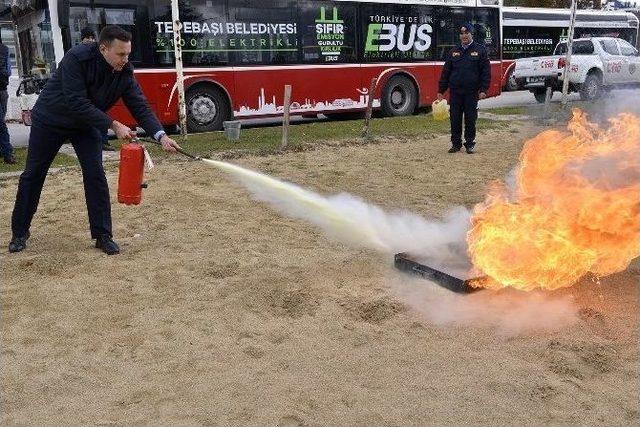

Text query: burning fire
(468, 109), (640, 291)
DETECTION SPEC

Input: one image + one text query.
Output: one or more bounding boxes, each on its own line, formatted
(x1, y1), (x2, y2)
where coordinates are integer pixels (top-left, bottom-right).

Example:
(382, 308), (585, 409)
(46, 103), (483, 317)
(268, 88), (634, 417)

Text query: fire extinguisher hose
(135, 137), (202, 161)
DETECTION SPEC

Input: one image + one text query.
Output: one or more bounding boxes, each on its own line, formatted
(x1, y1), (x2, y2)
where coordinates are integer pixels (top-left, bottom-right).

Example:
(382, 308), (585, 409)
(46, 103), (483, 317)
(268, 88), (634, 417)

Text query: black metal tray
(394, 252), (484, 294)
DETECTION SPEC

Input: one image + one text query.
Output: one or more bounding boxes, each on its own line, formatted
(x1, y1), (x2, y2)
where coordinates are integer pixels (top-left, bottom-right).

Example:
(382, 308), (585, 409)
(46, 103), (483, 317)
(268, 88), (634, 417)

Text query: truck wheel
(579, 72), (602, 101)
(186, 85), (231, 133)
(505, 69), (518, 92)
(381, 75), (418, 117)
(533, 89), (551, 103)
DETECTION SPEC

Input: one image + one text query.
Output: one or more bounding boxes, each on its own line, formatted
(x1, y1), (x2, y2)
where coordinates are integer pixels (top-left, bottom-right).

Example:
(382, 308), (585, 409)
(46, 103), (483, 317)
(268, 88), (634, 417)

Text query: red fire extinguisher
(117, 141), (148, 205)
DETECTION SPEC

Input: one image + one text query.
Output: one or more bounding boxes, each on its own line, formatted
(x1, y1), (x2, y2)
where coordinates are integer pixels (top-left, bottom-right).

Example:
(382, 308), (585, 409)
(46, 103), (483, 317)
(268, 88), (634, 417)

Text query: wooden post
(281, 84), (292, 150)
(561, 0), (578, 106)
(362, 78), (377, 140)
(171, 0), (188, 139)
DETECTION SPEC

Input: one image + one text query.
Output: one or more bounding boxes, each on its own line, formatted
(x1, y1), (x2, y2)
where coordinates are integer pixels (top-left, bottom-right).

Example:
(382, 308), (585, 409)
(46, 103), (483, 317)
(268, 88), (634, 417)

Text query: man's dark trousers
(449, 90), (478, 149)
(0, 90), (12, 159)
(11, 125), (111, 239)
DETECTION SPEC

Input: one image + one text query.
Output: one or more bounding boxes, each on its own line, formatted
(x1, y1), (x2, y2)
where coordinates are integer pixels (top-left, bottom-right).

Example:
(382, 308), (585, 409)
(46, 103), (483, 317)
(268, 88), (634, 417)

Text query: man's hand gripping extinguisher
(117, 138), (152, 205)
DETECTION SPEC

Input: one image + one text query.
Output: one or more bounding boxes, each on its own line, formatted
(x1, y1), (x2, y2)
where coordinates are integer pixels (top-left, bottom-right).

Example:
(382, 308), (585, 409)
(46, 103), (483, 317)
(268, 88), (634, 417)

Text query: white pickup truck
(513, 37), (640, 102)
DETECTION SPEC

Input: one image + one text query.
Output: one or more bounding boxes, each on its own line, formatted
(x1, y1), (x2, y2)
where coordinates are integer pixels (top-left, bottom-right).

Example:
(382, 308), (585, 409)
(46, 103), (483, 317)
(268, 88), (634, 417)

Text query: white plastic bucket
(223, 120), (241, 141)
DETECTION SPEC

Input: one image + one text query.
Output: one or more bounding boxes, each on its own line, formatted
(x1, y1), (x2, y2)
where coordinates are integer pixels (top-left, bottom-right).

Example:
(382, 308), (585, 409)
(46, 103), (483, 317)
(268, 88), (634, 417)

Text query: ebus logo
(365, 23), (432, 52)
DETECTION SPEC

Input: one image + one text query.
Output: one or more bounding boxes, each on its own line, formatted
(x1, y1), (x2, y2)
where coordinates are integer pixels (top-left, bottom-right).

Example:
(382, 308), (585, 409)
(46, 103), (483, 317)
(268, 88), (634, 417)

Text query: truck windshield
(554, 40), (595, 55)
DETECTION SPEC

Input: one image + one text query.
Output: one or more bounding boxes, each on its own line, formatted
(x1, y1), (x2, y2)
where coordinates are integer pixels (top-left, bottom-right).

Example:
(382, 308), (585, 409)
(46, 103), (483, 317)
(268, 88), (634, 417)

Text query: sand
(1, 122), (638, 426)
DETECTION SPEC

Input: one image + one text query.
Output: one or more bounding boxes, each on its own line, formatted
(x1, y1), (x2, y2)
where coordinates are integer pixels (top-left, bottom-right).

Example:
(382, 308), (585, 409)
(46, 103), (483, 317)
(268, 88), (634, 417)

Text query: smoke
(389, 274), (579, 336)
(557, 88), (640, 121)
(594, 88), (640, 118)
(572, 154), (640, 191)
(291, 193), (471, 258)
(204, 159), (471, 263)
(504, 167), (519, 201)
(203, 154), (586, 335)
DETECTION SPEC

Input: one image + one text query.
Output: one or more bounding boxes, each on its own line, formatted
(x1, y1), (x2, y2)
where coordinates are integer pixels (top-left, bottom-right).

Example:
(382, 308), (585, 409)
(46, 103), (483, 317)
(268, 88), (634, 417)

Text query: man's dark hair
(80, 27), (96, 41)
(98, 25), (132, 46)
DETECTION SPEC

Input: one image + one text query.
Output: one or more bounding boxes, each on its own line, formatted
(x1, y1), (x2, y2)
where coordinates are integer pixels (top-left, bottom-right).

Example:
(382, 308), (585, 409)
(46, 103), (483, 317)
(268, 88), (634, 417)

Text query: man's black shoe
(102, 144), (116, 152)
(95, 234), (120, 255)
(9, 232), (30, 253)
(3, 154), (17, 164)
(448, 146), (461, 153)
(465, 147), (475, 154)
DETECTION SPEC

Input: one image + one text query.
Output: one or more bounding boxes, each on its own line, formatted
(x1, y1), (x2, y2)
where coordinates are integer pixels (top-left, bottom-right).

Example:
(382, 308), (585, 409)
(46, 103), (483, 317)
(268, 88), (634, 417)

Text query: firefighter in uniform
(9, 25), (181, 255)
(437, 23), (491, 154)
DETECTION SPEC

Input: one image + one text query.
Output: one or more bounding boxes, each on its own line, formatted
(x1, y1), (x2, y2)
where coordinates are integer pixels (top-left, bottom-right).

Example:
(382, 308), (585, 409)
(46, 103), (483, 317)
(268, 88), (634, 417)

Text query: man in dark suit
(80, 27), (115, 152)
(9, 25), (180, 255)
(0, 35), (15, 164)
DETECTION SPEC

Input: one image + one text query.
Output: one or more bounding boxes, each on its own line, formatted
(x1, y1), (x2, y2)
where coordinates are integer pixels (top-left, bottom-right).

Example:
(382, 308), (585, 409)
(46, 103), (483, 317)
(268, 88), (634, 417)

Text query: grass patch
(136, 114), (502, 160)
(485, 106), (527, 115)
(1, 113), (505, 174)
(0, 148), (77, 174)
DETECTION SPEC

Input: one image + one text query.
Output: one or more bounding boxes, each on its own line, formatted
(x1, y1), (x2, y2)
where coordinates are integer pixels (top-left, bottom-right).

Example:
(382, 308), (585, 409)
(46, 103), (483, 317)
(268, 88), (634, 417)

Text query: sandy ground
(1, 121), (638, 426)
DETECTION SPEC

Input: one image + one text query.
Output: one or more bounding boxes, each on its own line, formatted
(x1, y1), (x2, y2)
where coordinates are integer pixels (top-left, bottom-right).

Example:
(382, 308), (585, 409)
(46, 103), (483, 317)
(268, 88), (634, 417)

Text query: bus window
(0, 26), (17, 69)
(577, 28), (637, 47)
(15, 8), (56, 78)
(435, 7), (468, 61)
(472, 8), (500, 60)
(502, 26), (557, 60)
(620, 28), (637, 47)
(67, 1), (149, 65)
(228, 0), (299, 65)
(69, 6), (101, 46)
(502, 7), (639, 64)
(360, 3), (434, 63)
(150, 0), (229, 67)
(298, 1), (356, 64)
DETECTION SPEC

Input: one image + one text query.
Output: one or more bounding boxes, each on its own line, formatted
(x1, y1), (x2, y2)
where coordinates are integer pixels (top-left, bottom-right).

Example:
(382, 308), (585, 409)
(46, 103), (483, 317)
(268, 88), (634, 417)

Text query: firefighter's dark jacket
(438, 41), (491, 94)
(32, 42), (162, 135)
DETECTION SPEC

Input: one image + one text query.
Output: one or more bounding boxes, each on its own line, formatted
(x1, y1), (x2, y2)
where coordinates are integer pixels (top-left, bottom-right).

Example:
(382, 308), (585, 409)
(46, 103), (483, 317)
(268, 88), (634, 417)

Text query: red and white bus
(501, 6), (639, 91)
(11, 0), (502, 132)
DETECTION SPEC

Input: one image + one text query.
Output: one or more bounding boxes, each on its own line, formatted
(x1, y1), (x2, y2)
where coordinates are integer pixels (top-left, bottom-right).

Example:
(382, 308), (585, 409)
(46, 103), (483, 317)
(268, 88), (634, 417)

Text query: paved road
(478, 90), (581, 109)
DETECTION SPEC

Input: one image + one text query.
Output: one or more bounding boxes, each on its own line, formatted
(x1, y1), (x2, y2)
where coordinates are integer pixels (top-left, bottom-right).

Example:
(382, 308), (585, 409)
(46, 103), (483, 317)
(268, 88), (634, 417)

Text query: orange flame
(468, 109), (640, 291)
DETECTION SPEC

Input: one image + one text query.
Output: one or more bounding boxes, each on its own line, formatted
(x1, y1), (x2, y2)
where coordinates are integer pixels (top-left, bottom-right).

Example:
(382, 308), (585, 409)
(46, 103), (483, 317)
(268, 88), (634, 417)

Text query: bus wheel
(186, 85), (230, 133)
(381, 75), (418, 117)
